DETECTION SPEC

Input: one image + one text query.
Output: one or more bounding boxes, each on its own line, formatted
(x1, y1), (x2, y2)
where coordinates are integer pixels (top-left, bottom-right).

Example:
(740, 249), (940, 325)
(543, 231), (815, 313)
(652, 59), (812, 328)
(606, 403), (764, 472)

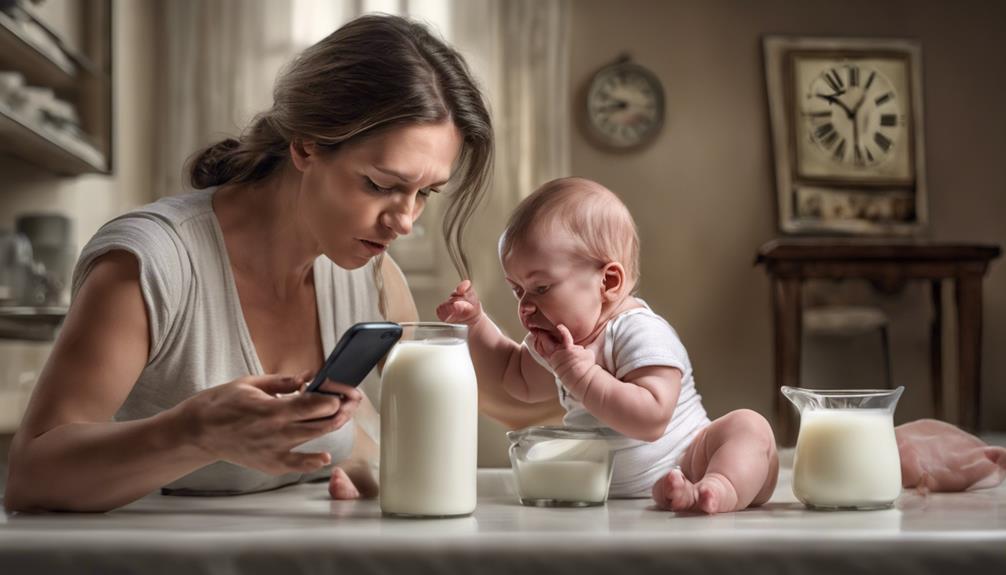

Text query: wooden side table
(756, 238), (1001, 445)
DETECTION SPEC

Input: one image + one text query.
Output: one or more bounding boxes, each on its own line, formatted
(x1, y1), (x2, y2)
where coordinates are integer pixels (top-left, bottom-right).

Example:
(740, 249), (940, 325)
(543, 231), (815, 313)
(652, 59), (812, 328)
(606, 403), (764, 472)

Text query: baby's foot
(328, 461), (380, 500)
(652, 470), (740, 514)
(652, 469), (700, 511)
(694, 473), (739, 514)
(328, 467), (361, 500)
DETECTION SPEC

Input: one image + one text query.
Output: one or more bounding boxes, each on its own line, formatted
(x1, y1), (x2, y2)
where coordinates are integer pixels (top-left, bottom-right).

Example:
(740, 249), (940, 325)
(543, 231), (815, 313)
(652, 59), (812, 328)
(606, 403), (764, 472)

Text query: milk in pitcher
(379, 324), (478, 517)
(792, 409), (902, 509)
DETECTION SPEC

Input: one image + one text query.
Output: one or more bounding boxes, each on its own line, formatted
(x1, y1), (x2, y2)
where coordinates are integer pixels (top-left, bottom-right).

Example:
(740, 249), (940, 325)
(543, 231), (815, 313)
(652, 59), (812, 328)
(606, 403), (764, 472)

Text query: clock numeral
(848, 65), (860, 87)
(865, 146), (876, 163)
(814, 122), (835, 140)
(854, 144), (864, 165)
(874, 132), (893, 152)
(880, 114), (898, 127)
(833, 138), (847, 161)
(807, 110), (831, 119)
(824, 68), (844, 93)
(865, 71), (876, 92)
(875, 92), (894, 106)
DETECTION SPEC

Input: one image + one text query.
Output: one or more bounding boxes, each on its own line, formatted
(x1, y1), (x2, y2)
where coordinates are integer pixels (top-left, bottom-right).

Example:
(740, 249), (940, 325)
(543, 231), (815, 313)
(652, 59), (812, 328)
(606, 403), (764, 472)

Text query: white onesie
(525, 301), (711, 497)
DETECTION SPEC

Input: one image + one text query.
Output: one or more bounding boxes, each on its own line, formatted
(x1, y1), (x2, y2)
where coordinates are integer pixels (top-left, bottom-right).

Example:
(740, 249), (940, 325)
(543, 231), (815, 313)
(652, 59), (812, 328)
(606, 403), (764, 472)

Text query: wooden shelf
(0, 305), (67, 341)
(0, 104), (106, 175)
(0, 0), (111, 175)
(0, 8), (76, 92)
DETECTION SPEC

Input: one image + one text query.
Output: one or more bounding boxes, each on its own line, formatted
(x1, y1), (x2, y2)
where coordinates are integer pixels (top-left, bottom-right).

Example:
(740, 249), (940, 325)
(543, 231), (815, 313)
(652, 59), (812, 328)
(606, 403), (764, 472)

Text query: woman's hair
(499, 177), (641, 292)
(188, 14), (494, 281)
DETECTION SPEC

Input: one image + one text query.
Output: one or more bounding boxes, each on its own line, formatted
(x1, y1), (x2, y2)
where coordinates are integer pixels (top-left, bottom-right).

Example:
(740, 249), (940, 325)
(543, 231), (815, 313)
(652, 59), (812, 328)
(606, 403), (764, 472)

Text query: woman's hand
(436, 279), (484, 325)
(179, 372), (361, 476)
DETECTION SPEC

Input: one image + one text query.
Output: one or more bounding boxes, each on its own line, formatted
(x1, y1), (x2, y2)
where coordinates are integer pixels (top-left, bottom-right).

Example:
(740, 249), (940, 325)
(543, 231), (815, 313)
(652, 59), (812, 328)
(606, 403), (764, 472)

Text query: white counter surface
(1, 458), (1004, 574)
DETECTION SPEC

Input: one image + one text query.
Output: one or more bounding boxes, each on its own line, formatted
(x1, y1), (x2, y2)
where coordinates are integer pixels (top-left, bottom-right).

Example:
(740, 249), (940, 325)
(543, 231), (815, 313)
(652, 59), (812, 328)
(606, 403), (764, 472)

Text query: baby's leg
(652, 409), (778, 514)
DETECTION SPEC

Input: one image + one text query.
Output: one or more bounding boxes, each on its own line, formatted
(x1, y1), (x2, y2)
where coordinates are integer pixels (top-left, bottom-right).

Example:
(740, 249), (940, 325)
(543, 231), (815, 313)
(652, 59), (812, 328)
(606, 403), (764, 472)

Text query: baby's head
(499, 177), (640, 343)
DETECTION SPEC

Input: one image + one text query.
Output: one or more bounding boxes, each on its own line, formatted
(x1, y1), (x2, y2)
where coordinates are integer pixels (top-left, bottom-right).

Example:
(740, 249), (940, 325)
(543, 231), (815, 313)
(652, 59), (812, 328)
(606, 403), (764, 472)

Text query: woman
(4, 14), (547, 513)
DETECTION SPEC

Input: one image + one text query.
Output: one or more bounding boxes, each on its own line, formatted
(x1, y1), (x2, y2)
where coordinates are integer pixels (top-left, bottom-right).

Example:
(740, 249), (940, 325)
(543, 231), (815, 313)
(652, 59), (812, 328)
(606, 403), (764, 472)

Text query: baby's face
(503, 235), (605, 345)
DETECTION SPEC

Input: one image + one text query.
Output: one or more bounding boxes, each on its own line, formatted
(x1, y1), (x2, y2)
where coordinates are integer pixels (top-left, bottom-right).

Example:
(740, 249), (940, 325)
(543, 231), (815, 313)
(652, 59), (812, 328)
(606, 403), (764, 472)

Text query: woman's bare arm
(4, 252), (345, 512)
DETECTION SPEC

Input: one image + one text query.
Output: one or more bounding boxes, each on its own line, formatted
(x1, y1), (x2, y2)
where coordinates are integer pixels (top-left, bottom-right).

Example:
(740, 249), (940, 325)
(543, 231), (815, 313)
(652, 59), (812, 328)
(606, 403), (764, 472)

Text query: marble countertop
(1, 459), (1005, 575)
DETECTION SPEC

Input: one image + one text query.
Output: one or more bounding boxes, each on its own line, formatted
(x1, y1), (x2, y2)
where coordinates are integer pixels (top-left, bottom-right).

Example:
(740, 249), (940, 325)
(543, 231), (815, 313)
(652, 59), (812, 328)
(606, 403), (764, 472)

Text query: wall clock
(764, 37), (927, 235)
(585, 56), (664, 150)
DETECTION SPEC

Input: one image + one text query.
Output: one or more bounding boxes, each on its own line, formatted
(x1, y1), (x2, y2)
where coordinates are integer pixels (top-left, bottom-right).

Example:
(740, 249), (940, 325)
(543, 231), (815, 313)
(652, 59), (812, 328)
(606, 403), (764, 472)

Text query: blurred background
(0, 0), (1003, 466)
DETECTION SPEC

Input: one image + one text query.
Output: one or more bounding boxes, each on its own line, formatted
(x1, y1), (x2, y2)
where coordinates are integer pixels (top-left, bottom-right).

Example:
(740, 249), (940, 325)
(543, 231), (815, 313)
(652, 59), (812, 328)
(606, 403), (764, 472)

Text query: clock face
(586, 62), (664, 149)
(793, 55), (913, 182)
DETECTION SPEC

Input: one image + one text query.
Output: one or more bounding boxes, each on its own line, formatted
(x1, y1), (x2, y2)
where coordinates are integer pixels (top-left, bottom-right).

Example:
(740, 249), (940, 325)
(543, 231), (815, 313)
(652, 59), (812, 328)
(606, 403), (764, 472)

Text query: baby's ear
(600, 262), (627, 302)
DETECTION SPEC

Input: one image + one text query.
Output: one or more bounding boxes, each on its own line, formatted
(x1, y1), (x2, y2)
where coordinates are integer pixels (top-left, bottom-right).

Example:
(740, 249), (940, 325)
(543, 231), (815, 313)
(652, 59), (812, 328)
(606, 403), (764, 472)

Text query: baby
(437, 177), (778, 513)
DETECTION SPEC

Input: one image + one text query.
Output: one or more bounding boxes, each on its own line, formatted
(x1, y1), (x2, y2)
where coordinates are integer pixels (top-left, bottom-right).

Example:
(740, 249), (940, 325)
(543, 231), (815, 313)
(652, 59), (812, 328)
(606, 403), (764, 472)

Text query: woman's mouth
(358, 239), (388, 255)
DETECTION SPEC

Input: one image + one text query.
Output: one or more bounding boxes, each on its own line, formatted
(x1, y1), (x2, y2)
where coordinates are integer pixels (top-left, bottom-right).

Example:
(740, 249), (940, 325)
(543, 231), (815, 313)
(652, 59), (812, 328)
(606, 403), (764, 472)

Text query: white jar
(379, 323), (478, 517)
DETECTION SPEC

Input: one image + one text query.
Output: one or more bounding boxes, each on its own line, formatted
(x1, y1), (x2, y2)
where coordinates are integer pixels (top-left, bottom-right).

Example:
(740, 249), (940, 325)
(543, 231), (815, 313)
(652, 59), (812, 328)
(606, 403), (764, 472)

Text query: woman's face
(297, 121), (463, 269)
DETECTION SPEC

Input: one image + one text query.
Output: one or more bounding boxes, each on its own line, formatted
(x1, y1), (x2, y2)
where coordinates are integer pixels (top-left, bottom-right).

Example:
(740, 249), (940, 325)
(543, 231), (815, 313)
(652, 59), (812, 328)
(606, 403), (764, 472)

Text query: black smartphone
(305, 322), (403, 395)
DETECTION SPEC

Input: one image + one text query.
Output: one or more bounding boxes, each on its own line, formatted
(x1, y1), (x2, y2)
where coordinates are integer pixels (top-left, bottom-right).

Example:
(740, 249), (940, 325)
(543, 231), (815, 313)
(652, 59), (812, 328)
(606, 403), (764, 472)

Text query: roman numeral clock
(764, 37), (928, 235)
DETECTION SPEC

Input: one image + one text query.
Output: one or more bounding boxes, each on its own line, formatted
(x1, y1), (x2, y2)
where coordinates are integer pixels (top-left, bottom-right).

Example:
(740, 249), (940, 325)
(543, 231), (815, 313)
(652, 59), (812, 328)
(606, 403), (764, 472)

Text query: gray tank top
(71, 189), (385, 494)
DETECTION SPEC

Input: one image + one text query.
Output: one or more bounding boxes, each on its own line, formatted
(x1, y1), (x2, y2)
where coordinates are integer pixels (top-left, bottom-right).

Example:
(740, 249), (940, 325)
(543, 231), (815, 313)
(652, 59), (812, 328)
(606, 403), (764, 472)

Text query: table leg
(772, 277), (802, 446)
(930, 280), (943, 420)
(955, 274), (984, 431)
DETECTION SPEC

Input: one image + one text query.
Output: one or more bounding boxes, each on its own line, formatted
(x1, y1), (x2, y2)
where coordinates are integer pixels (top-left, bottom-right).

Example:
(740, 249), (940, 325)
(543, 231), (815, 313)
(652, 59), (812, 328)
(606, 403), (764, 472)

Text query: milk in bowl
(783, 386), (904, 510)
(379, 323), (478, 517)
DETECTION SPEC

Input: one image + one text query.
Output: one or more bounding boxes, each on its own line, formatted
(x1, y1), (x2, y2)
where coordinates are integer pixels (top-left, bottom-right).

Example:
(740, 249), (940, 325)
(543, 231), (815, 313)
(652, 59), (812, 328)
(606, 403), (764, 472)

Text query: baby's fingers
(556, 324), (575, 349)
(453, 279), (472, 296)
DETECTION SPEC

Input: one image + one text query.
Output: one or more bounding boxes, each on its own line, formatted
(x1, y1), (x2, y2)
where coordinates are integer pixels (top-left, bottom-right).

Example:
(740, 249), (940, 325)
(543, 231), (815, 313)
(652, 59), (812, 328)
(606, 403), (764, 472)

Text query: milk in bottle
(379, 323), (478, 517)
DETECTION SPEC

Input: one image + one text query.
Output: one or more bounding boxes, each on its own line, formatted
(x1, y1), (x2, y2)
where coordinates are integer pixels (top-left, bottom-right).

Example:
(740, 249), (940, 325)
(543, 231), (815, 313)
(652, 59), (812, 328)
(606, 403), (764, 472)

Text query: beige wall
(565, 0), (1006, 429)
(0, 0), (156, 430)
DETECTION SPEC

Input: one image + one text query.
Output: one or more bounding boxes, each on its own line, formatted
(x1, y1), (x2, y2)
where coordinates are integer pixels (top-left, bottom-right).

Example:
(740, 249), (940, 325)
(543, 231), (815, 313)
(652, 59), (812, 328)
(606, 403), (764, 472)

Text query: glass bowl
(506, 426), (617, 507)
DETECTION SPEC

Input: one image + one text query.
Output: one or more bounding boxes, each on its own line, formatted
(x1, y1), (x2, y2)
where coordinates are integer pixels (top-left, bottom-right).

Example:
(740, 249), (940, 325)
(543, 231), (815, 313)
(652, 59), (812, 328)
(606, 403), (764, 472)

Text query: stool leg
(880, 325), (893, 389)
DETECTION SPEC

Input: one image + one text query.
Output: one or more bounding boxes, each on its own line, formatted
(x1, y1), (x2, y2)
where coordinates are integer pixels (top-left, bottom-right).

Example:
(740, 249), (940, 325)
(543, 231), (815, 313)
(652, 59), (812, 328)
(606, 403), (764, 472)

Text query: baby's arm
(541, 325), (681, 441)
(437, 281), (556, 404)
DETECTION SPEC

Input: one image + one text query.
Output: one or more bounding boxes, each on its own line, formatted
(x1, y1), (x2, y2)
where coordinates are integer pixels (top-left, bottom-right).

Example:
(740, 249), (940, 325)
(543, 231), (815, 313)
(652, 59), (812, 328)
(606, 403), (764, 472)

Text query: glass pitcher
(782, 386), (904, 510)
(379, 323), (478, 517)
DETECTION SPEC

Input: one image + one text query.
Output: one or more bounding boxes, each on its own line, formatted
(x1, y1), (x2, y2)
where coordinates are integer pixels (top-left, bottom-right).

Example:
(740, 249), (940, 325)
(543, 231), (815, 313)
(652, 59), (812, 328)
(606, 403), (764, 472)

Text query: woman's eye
(418, 187), (440, 198)
(366, 178), (393, 193)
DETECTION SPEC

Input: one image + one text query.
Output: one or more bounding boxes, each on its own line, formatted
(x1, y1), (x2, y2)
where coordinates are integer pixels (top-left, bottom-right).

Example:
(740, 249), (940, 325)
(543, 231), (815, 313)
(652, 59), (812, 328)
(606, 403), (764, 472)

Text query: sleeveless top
(71, 189), (385, 494)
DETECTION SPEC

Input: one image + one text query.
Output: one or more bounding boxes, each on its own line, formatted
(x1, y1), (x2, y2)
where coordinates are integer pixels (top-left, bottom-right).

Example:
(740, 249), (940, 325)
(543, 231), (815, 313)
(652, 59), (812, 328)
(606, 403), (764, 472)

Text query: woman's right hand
(178, 373), (353, 475)
(436, 279), (483, 325)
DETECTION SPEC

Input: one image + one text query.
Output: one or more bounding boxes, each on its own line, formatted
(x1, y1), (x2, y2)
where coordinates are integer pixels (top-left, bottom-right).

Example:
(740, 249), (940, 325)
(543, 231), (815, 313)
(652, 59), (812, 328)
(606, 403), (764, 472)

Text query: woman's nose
(382, 197), (416, 236)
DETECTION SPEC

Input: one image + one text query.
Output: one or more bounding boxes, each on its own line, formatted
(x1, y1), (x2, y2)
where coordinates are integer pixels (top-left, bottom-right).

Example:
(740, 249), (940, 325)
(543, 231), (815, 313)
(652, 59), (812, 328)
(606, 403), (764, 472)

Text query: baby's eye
(511, 286), (524, 298)
(534, 285), (550, 295)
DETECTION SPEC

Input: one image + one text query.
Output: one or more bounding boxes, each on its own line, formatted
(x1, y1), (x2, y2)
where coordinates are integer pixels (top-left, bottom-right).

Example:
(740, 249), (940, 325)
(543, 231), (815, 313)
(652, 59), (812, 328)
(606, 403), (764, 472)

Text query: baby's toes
(328, 467), (361, 500)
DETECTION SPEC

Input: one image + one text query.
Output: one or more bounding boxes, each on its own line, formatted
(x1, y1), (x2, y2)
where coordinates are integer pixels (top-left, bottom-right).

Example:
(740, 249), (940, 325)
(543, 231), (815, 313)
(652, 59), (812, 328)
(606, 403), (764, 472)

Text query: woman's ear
(289, 140), (317, 172)
(600, 262), (626, 302)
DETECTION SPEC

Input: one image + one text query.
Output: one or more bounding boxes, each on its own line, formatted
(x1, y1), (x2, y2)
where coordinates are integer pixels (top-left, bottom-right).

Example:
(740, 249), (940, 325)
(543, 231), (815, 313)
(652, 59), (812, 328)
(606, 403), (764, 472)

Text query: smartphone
(305, 322), (403, 395)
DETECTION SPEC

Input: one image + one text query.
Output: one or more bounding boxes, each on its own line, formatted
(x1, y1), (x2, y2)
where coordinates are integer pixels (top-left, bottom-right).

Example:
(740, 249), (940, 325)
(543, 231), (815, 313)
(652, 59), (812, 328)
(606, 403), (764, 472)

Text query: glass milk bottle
(380, 323), (478, 517)
(782, 386), (904, 510)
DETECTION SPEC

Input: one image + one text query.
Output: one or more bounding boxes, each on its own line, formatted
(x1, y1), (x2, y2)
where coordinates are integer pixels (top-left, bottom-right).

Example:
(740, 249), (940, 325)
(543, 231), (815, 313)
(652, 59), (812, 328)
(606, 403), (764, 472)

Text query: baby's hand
(436, 280), (483, 326)
(535, 324), (598, 395)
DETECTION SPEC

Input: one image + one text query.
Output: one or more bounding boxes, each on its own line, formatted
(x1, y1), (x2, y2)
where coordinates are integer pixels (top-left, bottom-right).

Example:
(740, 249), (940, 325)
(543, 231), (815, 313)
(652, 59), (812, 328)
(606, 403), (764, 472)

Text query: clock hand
(814, 92), (854, 117)
(595, 100), (629, 113)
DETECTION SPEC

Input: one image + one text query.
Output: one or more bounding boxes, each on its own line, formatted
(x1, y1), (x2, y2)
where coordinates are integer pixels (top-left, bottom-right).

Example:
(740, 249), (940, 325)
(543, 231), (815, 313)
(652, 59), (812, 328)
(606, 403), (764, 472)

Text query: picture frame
(763, 36), (928, 235)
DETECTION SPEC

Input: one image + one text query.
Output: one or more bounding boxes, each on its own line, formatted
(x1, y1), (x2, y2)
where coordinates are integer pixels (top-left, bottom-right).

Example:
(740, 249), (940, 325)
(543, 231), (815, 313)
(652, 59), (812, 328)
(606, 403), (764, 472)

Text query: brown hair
(188, 14), (494, 283)
(500, 177), (641, 292)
